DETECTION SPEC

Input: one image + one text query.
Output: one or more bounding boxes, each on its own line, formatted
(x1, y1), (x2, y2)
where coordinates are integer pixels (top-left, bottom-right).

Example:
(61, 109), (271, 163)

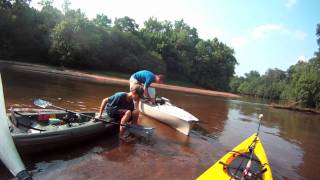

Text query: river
(0, 65), (319, 180)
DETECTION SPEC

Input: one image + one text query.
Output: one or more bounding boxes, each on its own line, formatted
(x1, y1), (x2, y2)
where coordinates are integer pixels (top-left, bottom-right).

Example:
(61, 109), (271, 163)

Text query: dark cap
(131, 84), (144, 98)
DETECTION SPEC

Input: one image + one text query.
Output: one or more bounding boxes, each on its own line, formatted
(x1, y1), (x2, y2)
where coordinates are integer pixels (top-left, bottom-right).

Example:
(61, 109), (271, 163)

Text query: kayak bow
(198, 133), (273, 180)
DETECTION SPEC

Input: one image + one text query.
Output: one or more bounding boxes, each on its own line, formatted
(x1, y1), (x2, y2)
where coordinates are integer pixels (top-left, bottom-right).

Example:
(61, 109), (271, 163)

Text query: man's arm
(144, 86), (150, 98)
(98, 97), (108, 118)
(143, 75), (155, 99)
(144, 85), (156, 104)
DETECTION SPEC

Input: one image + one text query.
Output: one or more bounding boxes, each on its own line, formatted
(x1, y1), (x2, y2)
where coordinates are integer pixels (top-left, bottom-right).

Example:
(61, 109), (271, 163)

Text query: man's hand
(151, 98), (156, 104)
(96, 113), (102, 119)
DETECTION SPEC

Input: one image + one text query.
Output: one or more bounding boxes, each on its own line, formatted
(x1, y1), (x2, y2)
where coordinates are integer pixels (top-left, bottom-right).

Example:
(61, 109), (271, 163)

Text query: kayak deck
(198, 134), (273, 180)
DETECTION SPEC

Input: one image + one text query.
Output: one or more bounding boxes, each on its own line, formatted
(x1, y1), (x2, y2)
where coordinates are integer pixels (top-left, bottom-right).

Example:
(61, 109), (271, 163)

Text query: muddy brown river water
(0, 66), (319, 180)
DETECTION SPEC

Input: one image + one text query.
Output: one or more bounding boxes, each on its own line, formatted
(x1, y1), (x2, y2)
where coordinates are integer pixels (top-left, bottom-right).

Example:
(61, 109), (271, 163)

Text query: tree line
(0, 0), (237, 91)
(230, 24), (320, 109)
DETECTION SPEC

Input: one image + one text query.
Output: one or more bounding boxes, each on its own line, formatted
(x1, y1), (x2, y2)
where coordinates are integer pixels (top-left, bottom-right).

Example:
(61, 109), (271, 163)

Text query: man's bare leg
(131, 110), (139, 124)
(119, 110), (132, 136)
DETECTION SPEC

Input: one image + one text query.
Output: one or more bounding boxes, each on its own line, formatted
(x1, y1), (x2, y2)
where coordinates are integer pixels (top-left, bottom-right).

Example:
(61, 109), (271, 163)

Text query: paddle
(33, 99), (155, 137)
(241, 114), (264, 178)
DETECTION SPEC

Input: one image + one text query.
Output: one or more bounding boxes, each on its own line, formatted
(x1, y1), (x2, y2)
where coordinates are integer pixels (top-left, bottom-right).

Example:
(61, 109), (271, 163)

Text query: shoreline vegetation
(0, 60), (240, 98)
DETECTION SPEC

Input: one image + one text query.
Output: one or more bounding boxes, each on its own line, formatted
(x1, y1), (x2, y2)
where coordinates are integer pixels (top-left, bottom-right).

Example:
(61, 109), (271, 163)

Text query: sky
(30, 0), (320, 76)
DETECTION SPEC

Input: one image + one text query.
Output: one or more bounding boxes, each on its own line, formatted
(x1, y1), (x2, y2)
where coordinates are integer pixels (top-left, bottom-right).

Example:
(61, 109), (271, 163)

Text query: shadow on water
(25, 133), (120, 175)
(190, 124), (218, 142)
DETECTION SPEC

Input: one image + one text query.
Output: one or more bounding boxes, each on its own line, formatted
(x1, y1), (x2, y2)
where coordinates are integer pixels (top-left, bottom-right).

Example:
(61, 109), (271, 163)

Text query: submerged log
(270, 103), (320, 114)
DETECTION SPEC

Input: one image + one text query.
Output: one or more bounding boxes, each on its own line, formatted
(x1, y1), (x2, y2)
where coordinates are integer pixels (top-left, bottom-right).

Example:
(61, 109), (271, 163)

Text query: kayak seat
(10, 109), (33, 128)
(155, 97), (166, 105)
(9, 110), (47, 132)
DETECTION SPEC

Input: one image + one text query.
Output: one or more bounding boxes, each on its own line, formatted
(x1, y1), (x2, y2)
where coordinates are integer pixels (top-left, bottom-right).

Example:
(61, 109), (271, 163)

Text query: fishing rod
(241, 114), (264, 179)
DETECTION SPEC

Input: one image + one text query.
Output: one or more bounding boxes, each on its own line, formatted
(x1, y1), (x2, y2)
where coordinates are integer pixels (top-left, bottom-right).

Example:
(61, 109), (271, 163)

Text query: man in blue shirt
(129, 70), (164, 102)
(97, 84), (144, 139)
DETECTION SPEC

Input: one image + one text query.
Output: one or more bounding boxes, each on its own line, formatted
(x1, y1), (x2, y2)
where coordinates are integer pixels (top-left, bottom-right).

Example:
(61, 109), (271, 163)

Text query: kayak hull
(9, 109), (118, 153)
(139, 100), (198, 135)
(198, 134), (273, 180)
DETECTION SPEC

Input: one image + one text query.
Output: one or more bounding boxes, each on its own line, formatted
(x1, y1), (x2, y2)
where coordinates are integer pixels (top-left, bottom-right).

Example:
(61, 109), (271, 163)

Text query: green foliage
(281, 58), (320, 108)
(99, 29), (166, 73)
(93, 14), (111, 29)
(50, 9), (101, 67)
(0, 0), (49, 60)
(259, 69), (286, 99)
(38, 0), (53, 7)
(229, 76), (244, 93)
(114, 16), (139, 34)
(62, 0), (71, 14)
(191, 38), (237, 90)
(280, 62), (307, 100)
(237, 71), (260, 95)
(234, 69), (287, 99)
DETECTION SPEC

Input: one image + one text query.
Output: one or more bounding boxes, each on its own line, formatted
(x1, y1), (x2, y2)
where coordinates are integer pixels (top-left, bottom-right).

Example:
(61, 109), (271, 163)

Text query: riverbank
(0, 60), (240, 98)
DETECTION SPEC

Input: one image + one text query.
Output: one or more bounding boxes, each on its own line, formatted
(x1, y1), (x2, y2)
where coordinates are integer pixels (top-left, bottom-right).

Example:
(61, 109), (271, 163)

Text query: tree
(229, 76), (245, 93)
(38, 0), (53, 7)
(50, 9), (101, 67)
(258, 69), (286, 99)
(191, 38), (237, 90)
(0, 0), (14, 57)
(97, 28), (166, 73)
(37, 0), (63, 58)
(62, 0), (71, 14)
(237, 71), (260, 95)
(93, 14), (111, 29)
(114, 16), (139, 34)
(0, 0), (51, 60)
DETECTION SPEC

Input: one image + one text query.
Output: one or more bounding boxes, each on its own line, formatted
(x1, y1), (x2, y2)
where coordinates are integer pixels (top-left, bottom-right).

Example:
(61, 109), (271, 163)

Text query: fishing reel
(62, 112), (80, 126)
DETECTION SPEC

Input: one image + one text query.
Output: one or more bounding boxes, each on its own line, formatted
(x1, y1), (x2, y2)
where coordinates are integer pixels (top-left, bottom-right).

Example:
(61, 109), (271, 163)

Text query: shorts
(107, 109), (128, 121)
(129, 76), (142, 91)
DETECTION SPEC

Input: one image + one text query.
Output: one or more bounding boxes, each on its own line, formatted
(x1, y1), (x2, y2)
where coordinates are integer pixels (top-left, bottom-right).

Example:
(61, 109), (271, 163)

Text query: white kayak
(139, 97), (199, 135)
(0, 74), (31, 179)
